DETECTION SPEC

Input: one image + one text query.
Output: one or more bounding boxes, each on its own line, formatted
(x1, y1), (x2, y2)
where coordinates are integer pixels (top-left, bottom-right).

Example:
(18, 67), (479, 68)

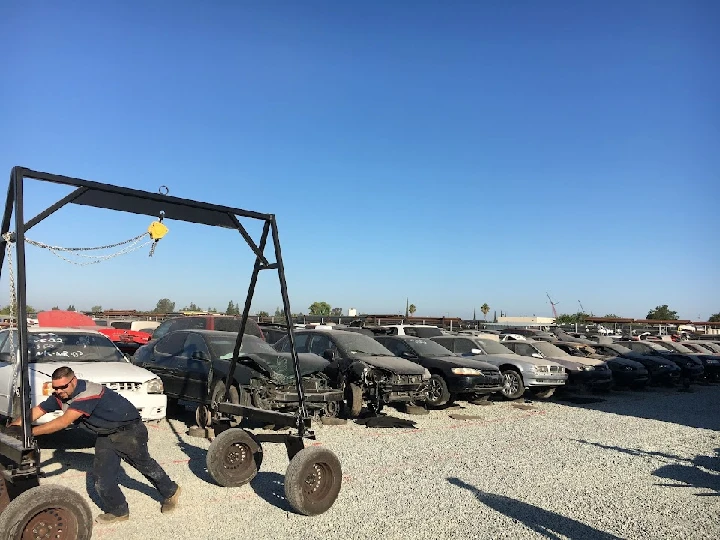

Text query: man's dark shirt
(38, 379), (140, 434)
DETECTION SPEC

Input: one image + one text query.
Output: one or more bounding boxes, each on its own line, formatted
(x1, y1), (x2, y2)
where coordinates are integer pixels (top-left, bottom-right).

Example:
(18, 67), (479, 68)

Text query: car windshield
(406, 338), (454, 356)
(4, 331), (126, 363)
(700, 343), (720, 353)
(476, 339), (513, 354)
(532, 342), (569, 357)
(334, 333), (394, 355)
(656, 342), (693, 354)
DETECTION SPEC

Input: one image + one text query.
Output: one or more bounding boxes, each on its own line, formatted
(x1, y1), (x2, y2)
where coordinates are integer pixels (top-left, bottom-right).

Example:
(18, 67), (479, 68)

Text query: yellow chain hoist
(147, 212), (169, 257)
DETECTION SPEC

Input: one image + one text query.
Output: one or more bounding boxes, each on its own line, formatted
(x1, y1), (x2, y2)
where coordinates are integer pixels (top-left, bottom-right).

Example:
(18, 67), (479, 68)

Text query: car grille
(103, 382), (143, 392)
(549, 366), (563, 373)
(394, 375), (423, 385)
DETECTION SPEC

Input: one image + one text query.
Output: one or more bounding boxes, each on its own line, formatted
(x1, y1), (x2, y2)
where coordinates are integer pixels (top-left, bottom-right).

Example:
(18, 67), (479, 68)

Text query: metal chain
(2, 232), (19, 399)
(25, 234), (154, 266)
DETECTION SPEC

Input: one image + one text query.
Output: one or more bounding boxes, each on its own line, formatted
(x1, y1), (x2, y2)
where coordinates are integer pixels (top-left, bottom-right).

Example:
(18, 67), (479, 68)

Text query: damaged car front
(274, 329), (430, 416)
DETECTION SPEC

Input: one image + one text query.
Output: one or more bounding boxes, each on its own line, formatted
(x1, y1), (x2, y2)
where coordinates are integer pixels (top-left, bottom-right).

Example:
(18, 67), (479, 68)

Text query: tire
(284, 447), (342, 516)
(206, 428), (263, 487)
(501, 369), (525, 400)
(343, 383), (363, 418)
(197, 380), (239, 427)
(426, 374), (451, 407)
(531, 387), (555, 399)
(0, 484), (92, 540)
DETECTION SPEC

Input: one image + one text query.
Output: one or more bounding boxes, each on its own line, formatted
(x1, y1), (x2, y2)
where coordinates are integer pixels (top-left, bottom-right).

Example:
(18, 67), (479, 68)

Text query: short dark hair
(52, 366), (75, 380)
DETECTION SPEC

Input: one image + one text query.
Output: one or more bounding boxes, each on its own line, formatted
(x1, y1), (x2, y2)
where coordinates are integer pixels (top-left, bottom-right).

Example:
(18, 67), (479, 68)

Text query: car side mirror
(191, 351), (207, 361)
(322, 349), (336, 361)
(470, 348), (484, 355)
(400, 351), (417, 359)
(531, 353), (543, 359)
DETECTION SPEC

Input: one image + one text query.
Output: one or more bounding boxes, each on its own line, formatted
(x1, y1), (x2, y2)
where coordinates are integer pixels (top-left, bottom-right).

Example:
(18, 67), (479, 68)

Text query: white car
(0, 327), (166, 424)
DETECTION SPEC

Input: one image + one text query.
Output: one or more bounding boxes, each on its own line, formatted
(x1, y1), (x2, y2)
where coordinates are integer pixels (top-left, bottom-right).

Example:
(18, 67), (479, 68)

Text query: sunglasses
(52, 377), (75, 392)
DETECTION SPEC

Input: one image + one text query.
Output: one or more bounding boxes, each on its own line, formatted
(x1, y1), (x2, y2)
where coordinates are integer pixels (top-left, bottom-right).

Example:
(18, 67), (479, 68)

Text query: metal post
(271, 217), (308, 433)
(12, 170), (33, 448)
(225, 222), (271, 403)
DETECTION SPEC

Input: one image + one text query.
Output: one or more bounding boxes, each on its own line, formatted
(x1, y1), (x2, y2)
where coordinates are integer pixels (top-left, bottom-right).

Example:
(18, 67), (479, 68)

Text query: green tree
(408, 304), (417, 317)
(604, 314), (619, 318)
(66, 305), (76, 311)
(708, 312), (720, 323)
(181, 302), (199, 311)
(308, 301), (331, 316)
(0, 304), (36, 314)
(646, 305), (678, 320)
(480, 303), (490, 321)
(153, 298), (175, 314)
(91, 305), (102, 313)
(257, 310), (269, 317)
(274, 306), (285, 317)
(330, 307), (342, 316)
(225, 301), (236, 315)
(51, 306), (60, 310)
(555, 312), (589, 325)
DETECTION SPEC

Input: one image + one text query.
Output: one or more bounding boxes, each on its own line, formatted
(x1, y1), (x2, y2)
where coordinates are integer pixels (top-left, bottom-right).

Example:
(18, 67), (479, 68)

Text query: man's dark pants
(93, 421), (178, 516)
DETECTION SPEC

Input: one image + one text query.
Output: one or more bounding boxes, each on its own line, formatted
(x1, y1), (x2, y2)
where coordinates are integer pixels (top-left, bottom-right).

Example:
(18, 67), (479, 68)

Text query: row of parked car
(2, 315), (718, 429)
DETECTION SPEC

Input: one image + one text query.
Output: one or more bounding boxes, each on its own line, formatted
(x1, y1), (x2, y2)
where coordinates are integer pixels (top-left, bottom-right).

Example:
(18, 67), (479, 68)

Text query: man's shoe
(95, 513), (129, 524)
(161, 485), (181, 514)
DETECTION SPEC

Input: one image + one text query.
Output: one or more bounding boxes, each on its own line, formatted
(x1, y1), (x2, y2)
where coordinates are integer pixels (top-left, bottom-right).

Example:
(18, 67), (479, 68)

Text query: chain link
(2, 232), (20, 399)
(25, 233), (153, 266)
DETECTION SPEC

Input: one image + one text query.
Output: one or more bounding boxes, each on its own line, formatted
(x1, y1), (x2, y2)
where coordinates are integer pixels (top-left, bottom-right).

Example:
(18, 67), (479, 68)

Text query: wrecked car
(274, 329), (430, 416)
(133, 330), (342, 426)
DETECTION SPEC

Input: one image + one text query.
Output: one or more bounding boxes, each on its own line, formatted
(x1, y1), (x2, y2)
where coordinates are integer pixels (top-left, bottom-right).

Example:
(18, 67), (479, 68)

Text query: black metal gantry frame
(0, 166), (309, 472)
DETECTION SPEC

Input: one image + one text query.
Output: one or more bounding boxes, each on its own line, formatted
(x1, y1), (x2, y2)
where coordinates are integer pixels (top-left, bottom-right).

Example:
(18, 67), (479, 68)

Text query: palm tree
(480, 303), (490, 321)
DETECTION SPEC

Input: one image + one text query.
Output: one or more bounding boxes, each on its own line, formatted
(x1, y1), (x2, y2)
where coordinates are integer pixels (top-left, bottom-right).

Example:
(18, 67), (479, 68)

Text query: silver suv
(431, 336), (567, 399)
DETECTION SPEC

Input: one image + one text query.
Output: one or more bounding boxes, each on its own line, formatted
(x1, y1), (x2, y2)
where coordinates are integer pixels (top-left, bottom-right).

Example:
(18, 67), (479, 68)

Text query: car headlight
(622, 366), (634, 371)
(145, 378), (164, 394)
(422, 368), (431, 380)
(579, 365), (595, 371)
(656, 364), (668, 369)
(533, 365), (549, 373)
(451, 367), (484, 375)
(706, 359), (719, 364)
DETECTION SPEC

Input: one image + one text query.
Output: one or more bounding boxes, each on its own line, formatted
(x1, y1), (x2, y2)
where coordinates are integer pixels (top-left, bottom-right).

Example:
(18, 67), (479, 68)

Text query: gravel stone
(31, 385), (720, 540)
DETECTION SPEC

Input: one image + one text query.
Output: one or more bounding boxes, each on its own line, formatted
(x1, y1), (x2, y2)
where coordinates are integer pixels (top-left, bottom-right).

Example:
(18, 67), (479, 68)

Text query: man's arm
(30, 409), (84, 437)
(9, 406), (48, 426)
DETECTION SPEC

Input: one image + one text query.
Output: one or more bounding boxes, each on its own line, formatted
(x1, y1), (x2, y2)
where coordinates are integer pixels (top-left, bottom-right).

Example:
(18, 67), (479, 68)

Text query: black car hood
(225, 351), (329, 382)
(605, 356), (646, 370)
(425, 355), (498, 371)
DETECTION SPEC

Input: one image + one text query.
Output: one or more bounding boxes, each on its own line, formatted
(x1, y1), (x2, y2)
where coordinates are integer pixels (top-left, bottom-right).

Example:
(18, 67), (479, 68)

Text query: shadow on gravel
(551, 385), (720, 430)
(447, 477), (622, 540)
(574, 442), (720, 497)
(164, 416), (215, 484)
(250, 471), (293, 512)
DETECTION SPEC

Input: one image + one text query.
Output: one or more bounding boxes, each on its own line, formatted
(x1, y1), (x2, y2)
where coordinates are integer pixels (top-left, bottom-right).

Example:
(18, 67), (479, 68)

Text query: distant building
(498, 316), (556, 325)
(348, 308), (357, 317)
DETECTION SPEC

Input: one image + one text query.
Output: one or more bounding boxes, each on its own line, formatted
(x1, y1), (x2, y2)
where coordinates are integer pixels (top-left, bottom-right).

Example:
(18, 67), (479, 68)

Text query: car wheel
(426, 374), (451, 407)
(343, 383), (363, 418)
(285, 447), (342, 516)
(0, 484), (93, 540)
(501, 369), (525, 399)
(206, 428), (263, 487)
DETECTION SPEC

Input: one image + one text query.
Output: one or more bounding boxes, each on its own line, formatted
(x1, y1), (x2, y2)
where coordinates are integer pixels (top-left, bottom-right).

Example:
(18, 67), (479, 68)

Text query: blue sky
(1, 1), (718, 320)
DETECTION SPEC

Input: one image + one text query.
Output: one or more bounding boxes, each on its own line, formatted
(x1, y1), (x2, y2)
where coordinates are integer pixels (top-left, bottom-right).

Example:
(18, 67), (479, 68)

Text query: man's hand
(31, 409), (84, 437)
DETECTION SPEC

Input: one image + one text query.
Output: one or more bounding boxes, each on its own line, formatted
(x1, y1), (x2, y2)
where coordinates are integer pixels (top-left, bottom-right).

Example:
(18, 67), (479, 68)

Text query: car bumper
(611, 370), (650, 386)
(649, 368), (681, 384)
(678, 364), (704, 380)
(524, 373), (568, 387)
(447, 375), (503, 395)
(569, 370), (613, 389)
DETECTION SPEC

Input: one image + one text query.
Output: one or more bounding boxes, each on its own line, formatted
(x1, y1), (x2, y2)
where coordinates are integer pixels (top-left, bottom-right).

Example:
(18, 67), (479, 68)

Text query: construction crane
(546, 293), (559, 319)
(578, 300), (585, 313)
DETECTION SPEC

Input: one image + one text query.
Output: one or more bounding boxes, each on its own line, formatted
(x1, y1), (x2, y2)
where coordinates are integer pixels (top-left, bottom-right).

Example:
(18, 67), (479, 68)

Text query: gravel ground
(36, 384), (720, 540)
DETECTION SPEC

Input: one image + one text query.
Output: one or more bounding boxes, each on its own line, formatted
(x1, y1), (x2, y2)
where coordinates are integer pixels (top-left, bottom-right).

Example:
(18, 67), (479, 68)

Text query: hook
(158, 210), (165, 223)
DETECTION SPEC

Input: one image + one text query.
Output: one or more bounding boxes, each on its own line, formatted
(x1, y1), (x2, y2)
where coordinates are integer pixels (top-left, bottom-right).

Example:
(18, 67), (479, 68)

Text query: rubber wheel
(197, 381), (240, 427)
(343, 383), (363, 418)
(0, 484), (92, 540)
(285, 447), (342, 516)
(531, 387), (555, 399)
(206, 428), (263, 487)
(501, 369), (525, 399)
(426, 374), (451, 407)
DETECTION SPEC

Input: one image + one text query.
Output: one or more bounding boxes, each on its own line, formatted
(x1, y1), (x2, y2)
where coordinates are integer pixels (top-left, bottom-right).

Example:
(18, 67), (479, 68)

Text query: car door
(0, 332), (17, 415)
(174, 333), (213, 401)
(144, 332), (186, 397)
